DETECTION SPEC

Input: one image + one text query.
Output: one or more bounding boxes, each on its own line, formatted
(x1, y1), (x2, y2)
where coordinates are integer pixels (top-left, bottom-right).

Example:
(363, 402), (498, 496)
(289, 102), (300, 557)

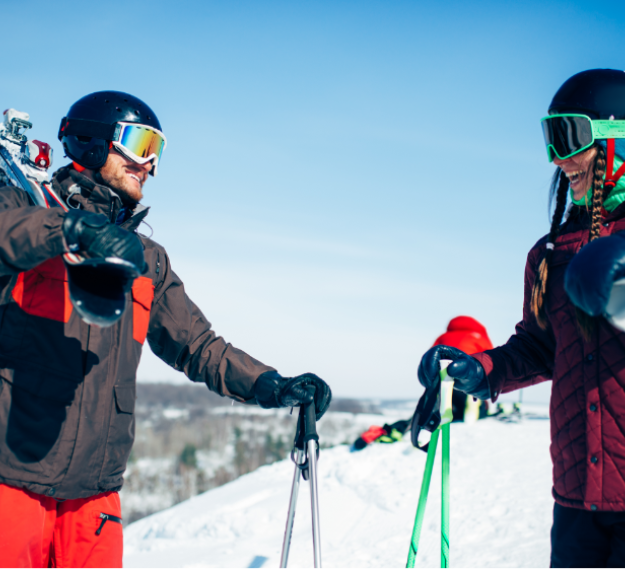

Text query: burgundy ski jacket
(0, 165), (273, 499)
(473, 202), (625, 512)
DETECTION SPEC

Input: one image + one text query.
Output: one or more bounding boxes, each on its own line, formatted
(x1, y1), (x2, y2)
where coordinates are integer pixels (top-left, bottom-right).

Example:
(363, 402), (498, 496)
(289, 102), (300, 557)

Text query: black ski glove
(63, 209), (147, 273)
(254, 371), (332, 420)
(418, 345), (490, 400)
(565, 231), (625, 317)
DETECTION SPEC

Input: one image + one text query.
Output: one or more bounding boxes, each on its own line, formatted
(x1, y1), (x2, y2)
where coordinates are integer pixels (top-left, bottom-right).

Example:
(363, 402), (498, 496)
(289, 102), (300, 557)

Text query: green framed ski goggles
(541, 114), (625, 162)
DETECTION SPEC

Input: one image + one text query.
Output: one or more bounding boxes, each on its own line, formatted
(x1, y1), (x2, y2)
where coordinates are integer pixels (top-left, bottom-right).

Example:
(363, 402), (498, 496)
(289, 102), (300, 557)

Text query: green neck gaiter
(571, 153), (625, 212)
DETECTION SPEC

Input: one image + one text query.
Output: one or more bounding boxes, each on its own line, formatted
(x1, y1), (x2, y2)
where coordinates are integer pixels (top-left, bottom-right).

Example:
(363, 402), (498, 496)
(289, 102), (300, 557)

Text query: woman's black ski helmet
(549, 69), (625, 119)
(58, 91), (162, 173)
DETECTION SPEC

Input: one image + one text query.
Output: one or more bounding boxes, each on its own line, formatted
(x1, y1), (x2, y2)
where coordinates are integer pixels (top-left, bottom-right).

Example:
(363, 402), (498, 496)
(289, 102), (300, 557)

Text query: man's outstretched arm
(146, 246), (331, 416)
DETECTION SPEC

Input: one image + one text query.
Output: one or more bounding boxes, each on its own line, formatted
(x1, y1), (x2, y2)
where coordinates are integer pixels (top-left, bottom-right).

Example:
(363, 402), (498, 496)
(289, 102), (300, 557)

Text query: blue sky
(4, 0), (625, 399)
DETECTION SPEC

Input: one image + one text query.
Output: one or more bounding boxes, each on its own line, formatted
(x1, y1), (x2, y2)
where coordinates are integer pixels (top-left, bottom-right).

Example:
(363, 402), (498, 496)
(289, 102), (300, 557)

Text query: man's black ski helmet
(549, 69), (625, 119)
(58, 91), (162, 172)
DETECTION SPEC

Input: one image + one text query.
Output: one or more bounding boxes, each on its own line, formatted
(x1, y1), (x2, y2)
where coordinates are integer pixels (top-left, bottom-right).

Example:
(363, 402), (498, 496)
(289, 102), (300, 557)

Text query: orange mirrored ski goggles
(112, 122), (167, 175)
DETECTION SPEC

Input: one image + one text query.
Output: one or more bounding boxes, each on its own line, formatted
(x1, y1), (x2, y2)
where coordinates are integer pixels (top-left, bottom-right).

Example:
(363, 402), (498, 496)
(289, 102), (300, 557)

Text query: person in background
(353, 315), (493, 452)
(432, 316), (493, 421)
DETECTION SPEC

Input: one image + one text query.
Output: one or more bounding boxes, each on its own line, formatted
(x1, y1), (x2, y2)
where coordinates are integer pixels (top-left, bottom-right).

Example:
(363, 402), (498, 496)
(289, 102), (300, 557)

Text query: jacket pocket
(114, 384), (135, 414)
(99, 384), (136, 486)
(11, 257), (72, 323)
(131, 277), (154, 344)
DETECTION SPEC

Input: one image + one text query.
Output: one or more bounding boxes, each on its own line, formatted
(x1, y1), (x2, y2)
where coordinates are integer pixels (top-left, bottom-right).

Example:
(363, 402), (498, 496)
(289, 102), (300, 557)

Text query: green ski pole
(441, 421), (450, 568)
(406, 427), (440, 568)
(406, 369), (454, 569)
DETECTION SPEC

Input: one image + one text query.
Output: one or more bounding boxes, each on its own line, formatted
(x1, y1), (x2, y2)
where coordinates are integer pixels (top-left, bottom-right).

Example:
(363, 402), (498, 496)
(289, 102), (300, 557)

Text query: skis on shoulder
(0, 108), (59, 207)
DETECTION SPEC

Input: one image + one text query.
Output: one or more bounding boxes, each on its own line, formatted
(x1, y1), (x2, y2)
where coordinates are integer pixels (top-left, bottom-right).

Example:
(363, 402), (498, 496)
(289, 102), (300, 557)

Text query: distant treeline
(122, 382), (382, 525)
(136, 382), (381, 414)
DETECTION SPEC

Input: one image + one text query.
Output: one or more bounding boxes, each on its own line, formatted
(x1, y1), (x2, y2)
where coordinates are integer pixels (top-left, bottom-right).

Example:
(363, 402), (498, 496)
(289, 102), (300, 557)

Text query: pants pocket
(95, 512), (123, 535)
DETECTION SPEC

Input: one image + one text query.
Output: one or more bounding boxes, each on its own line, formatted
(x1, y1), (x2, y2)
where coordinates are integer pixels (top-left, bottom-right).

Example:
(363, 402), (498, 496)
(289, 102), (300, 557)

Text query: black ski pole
(280, 385), (322, 568)
(280, 408), (306, 567)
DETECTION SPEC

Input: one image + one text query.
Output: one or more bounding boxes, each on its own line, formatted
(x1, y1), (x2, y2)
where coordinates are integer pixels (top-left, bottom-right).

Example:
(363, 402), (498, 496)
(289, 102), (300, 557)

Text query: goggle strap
(61, 118), (117, 140)
(607, 138), (615, 180)
(606, 138), (625, 188)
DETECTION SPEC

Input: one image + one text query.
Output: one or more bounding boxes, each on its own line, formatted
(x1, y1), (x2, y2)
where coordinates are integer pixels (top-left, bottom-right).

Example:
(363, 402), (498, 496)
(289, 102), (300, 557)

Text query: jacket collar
(567, 200), (625, 224)
(51, 165), (150, 232)
(604, 200), (625, 223)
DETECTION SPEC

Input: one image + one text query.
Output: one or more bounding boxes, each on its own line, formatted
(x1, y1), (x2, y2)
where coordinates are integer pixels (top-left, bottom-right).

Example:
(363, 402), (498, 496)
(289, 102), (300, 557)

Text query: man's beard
(95, 169), (142, 205)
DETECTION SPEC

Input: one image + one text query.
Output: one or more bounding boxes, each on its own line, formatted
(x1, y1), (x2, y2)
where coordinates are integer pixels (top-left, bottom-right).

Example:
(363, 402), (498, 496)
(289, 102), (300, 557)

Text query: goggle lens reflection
(116, 123), (166, 164)
(541, 115), (593, 162)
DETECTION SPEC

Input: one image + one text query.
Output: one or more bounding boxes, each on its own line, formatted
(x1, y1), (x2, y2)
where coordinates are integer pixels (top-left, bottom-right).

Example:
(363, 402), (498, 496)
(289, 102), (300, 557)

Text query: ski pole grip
(293, 385), (319, 449)
(294, 405), (306, 450)
(302, 385), (319, 444)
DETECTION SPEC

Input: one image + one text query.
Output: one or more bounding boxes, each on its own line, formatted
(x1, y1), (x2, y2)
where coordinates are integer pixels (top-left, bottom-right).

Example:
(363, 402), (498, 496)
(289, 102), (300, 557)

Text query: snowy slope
(124, 412), (553, 568)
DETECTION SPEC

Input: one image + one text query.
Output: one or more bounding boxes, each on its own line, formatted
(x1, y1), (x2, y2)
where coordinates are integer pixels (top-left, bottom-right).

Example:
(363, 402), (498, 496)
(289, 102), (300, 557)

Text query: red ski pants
(0, 484), (123, 568)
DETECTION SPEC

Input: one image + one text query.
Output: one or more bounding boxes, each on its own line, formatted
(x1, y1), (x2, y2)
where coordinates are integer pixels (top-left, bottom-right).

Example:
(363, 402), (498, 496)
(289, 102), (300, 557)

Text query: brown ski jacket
(0, 165), (273, 499)
(473, 202), (625, 512)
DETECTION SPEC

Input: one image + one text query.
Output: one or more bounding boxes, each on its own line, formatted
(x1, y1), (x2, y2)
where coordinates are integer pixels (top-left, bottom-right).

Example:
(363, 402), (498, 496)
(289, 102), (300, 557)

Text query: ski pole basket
(406, 369), (454, 568)
(280, 385), (322, 568)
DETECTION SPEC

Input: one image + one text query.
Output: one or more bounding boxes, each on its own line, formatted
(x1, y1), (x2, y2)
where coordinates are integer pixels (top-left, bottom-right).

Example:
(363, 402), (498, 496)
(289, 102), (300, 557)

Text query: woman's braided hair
(530, 145), (607, 336)
(576, 145), (607, 339)
(589, 145), (608, 241)
(530, 169), (569, 328)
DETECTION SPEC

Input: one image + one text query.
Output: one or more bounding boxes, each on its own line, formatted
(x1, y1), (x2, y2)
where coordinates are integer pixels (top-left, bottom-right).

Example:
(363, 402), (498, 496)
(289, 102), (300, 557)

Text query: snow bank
(124, 413), (553, 568)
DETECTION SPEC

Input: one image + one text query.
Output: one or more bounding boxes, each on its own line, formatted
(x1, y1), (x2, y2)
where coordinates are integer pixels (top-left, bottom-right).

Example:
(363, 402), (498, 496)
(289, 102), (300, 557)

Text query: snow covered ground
(121, 401), (416, 524)
(124, 408), (553, 568)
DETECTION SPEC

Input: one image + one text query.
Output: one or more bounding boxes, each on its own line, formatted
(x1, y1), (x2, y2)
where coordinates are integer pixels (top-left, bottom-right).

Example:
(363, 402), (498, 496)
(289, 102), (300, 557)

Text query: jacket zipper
(95, 512), (123, 535)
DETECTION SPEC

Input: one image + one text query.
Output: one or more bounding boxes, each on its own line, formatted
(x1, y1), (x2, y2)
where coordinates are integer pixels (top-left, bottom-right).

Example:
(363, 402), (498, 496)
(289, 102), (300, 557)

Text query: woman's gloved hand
(254, 371), (332, 420)
(418, 345), (490, 400)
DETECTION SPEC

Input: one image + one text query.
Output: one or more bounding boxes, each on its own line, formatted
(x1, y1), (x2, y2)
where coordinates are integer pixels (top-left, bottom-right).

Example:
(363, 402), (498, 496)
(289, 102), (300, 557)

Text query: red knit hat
(433, 316), (493, 355)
